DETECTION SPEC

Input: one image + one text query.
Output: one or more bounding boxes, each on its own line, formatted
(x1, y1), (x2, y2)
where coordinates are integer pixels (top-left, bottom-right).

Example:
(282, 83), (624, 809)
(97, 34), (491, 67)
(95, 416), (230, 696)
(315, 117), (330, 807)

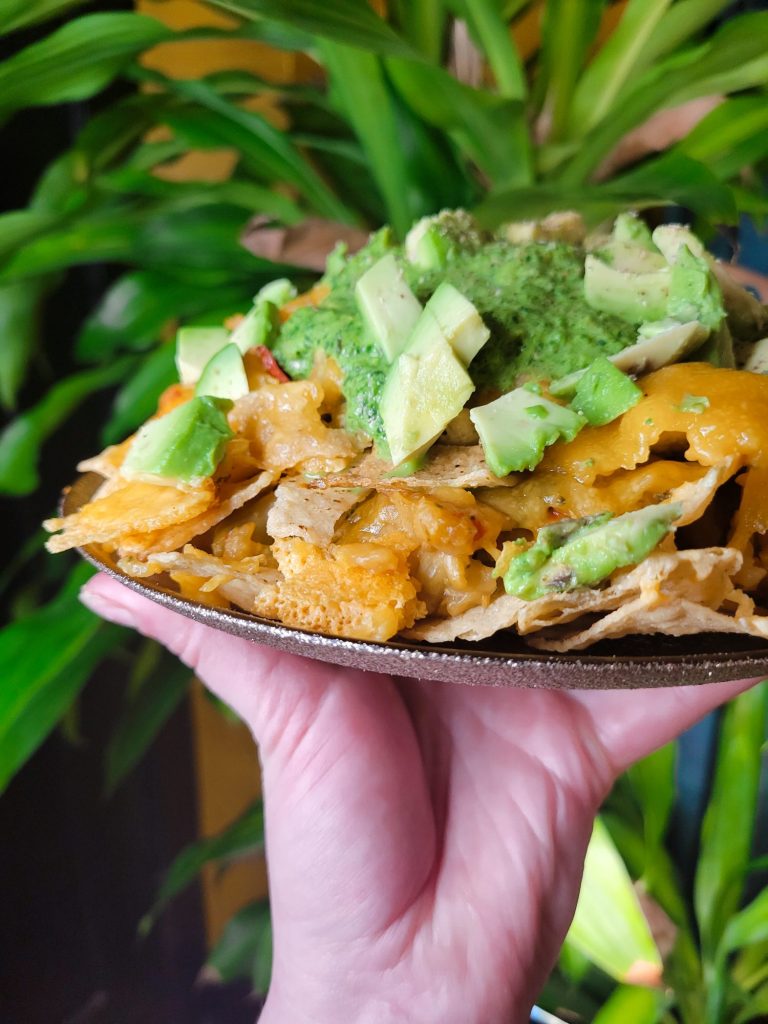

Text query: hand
(81, 574), (761, 1024)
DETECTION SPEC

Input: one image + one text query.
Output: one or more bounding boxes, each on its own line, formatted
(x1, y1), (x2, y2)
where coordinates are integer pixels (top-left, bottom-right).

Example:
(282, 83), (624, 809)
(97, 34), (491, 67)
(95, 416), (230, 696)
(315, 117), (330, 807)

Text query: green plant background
(1, 2), (767, 1019)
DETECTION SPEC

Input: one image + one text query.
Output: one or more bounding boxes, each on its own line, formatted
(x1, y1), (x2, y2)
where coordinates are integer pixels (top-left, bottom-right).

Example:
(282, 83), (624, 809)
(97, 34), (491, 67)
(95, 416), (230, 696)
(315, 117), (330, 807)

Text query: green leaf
(0, 355), (137, 496)
(205, 900), (272, 991)
(391, 0), (447, 62)
(0, 210), (61, 262)
(386, 57), (532, 187)
(538, 0), (603, 141)
(452, 0), (526, 99)
(0, 280), (47, 410)
(0, 563), (125, 792)
(567, 817), (662, 984)
(0, 0), (91, 36)
(568, 0), (673, 135)
(76, 270), (251, 363)
(677, 96), (768, 181)
(141, 799), (265, 935)
(480, 152), (737, 227)
(147, 75), (353, 223)
(628, 743), (676, 868)
(561, 13), (768, 183)
(592, 984), (666, 1024)
(636, 0), (732, 73)
(734, 983), (768, 1024)
(720, 887), (768, 958)
(320, 42), (418, 236)
(695, 684), (768, 961)
(101, 344), (178, 446)
(0, 14), (172, 121)
(204, 0), (417, 58)
(104, 655), (191, 796)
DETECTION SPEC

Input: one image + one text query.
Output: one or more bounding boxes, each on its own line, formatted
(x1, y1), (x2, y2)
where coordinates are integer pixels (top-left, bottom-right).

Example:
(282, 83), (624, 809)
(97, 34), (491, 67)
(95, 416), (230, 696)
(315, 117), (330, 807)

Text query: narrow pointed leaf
(694, 684), (768, 961)
(635, 0), (733, 74)
(568, 0), (672, 134)
(0, 0), (91, 35)
(720, 887), (768, 957)
(204, 0), (417, 58)
(539, 0), (603, 141)
(0, 281), (47, 410)
(391, 0), (447, 62)
(205, 900), (272, 990)
(567, 817), (662, 985)
(142, 799), (265, 935)
(0, 14), (172, 120)
(104, 657), (192, 796)
(452, 0), (526, 98)
(592, 984), (666, 1024)
(0, 355), (138, 496)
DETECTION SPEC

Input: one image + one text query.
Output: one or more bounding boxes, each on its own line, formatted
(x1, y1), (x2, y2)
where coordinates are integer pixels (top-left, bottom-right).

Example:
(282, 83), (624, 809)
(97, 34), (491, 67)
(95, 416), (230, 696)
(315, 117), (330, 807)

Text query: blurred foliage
(0, 1), (766, 1017)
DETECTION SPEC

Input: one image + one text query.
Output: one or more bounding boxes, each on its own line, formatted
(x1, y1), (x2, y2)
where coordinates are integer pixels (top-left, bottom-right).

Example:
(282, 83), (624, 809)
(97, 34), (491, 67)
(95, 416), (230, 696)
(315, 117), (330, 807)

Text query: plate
(65, 472), (768, 690)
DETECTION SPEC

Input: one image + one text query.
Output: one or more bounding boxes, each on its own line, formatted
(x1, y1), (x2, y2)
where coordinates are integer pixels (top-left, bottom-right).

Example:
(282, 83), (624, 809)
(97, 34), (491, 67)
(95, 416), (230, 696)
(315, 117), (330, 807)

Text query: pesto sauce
(271, 236), (636, 446)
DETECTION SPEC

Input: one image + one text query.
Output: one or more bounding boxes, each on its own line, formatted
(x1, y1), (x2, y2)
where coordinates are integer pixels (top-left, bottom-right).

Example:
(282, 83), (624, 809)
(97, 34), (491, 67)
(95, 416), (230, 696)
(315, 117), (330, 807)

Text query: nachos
(46, 211), (768, 650)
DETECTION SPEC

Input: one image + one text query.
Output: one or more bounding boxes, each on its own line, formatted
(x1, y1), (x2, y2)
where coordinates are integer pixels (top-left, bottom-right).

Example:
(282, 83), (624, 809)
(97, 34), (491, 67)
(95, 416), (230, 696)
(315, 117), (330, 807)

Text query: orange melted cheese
(542, 364), (768, 483)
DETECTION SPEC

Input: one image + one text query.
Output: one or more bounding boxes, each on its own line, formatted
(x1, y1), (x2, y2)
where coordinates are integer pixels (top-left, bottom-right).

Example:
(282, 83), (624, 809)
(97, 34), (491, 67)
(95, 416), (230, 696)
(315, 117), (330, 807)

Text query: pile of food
(45, 210), (768, 650)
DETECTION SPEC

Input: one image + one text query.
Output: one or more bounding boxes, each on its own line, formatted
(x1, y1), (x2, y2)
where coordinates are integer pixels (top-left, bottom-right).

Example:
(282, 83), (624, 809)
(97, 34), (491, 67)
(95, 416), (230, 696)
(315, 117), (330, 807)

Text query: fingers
(79, 573), (338, 747)
(572, 676), (765, 774)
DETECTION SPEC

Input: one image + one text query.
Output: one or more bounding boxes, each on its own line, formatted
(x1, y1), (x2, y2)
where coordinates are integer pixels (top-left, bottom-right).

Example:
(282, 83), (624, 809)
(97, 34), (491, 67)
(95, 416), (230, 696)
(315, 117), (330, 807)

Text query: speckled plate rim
(66, 473), (768, 690)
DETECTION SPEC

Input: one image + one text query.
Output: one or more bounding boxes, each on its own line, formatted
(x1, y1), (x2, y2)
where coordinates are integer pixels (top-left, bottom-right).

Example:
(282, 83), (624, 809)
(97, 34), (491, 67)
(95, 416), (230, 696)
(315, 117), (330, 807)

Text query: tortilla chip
(311, 445), (518, 491)
(118, 470), (278, 555)
(403, 588), (526, 643)
(266, 482), (368, 546)
(143, 545), (278, 587)
(44, 479), (216, 553)
(77, 439), (132, 479)
(667, 459), (737, 526)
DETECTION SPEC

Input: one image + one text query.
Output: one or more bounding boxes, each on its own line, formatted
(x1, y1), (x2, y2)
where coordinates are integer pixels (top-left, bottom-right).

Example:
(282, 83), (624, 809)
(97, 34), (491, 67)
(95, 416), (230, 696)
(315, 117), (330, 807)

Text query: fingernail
(79, 585), (137, 629)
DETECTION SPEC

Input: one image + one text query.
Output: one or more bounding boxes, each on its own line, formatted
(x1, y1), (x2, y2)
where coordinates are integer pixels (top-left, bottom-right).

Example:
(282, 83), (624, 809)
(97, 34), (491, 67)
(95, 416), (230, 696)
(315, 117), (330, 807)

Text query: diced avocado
(570, 356), (642, 426)
(597, 241), (667, 275)
(229, 300), (280, 354)
(584, 255), (670, 324)
(667, 245), (725, 332)
(425, 282), (490, 366)
(355, 252), (422, 362)
(195, 343), (249, 401)
(613, 213), (656, 251)
(651, 225), (706, 262)
(175, 327), (230, 385)
(502, 502), (683, 600)
(256, 277), (297, 306)
(550, 320), (709, 397)
(405, 210), (485, 270)
(694, 321), (736, 368)
(380, 319), (474, 466)
(385, 451), (428, 478)
(122, 396), (234, 483)
(501, 211), (586, 245)
(469, 388), (585, 477)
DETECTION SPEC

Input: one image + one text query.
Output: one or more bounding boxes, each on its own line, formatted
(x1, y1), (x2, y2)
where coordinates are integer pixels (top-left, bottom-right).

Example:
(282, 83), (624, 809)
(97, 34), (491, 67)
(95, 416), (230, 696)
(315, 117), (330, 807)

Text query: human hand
(81, 573), (761, 1024)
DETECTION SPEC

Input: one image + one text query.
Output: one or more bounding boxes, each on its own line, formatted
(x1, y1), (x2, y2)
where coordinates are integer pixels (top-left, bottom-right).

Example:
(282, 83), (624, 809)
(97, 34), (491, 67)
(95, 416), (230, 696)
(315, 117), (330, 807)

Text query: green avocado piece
(122, 396), (234, 483)
(584, 255), (670, 325)
(195, 343), (249, 401)
(613, 212), (656, 251)
(502, 502), (683, 600)
(570, 355), (642, 426)
(469, 389), (585, 477)
(425, 282), (490, 366)
(667, 245), (725, 333)
(229, 300), (280, 354)
(175, 327), (230, 385)
(404, 210), (485, 270)
(256, 277), (297, 306)
(355, 252), (423, 362)
(380, 315), (474, 466)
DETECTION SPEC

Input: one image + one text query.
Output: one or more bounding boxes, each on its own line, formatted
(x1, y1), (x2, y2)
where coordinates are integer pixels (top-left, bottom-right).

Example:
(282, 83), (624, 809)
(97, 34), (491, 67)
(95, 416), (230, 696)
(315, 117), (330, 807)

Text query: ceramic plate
(65, 472), (768, 690)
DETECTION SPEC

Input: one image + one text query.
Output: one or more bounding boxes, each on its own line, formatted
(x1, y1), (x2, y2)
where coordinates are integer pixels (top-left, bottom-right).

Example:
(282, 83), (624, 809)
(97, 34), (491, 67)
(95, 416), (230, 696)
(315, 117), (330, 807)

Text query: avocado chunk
(550, 320), (709, 398)
(667, 245), (725, 332)
(570, 355), (642, 426)
(425, 282), (490, 366)
(355, 252), (422, 362)
(229, 300), (280, 354)
(584, 255), (670, 324)
(501, 502), (683, 600)
(613, 212), (656, 251)
(380, 318), (474, 466)
(405, 209), (485, 270)
(195, 343), (249, 401)
(175, 327), (230, 385)
(122, 396), (234, 483)
(469, 389), (585, 477)
(256, 277), (297, 306)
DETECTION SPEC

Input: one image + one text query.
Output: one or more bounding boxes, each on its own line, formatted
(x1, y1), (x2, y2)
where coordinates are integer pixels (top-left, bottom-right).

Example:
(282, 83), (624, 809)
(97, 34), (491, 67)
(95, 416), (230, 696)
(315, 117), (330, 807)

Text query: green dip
(271, 228), (636, 447)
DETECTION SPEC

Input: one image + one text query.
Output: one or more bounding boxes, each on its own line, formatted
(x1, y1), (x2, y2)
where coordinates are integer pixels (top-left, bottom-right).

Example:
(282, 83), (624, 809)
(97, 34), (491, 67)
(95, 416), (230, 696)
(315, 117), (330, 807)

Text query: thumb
(79, 573), (341, 750)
